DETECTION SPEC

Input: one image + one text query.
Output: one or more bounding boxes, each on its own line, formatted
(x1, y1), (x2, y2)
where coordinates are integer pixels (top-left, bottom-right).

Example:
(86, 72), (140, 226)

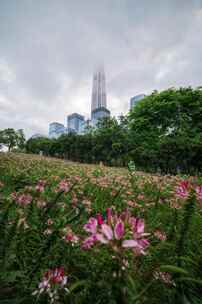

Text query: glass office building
(49, 122), (66, 138)
(67, 113), (85, 134)
(91, 66), (110, 127)
(91, 107), (110, 127)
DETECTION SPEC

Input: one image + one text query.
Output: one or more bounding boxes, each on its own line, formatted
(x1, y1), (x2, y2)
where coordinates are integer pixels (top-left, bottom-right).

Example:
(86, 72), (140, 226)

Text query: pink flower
(38, 279), (50, 290)
(46, 267), (66, 284)
(127, 200), (135, 207)
(47, 218), (54, 226)
(195, 185), (202, 201)
(120, 209), (131, 222)
(122, 218), (150, 254)
(41, 267), (67, 287)
(137, 238), (150, 249)
(122, 238), (150, 256)
(83, 217), (98, 234)
(83, 210), (150, 255)
(154, 271), (174, 285)
(176, 181), (189, 199)
(130, 218), (145, 235)
(95, 221), (125, 244)
(122, 240), (138, 248)
(97, 213), (104, 225)
(73, 176), (81, 182)
(65, 233), (79, 244)
(138, 194), (145, 200)
(33, 267), (68, 300)
(82, 217), (99, 248)
(57, 180), (70, 192)
(16, 194), (32, 206)
(36, 180), (46, 193)
(154, 230), (167, 241)
(181, 181), (189, 189)
(64, 226), (79, 244)
(100, 224), (113, 241)
(114, 221), (124, 240)
(82, 235), (97, 249)
(106, 208), (113, 224)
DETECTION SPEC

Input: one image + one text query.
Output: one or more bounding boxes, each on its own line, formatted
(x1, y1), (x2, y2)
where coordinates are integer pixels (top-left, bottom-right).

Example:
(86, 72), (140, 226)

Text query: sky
(0, 0), (202, 138)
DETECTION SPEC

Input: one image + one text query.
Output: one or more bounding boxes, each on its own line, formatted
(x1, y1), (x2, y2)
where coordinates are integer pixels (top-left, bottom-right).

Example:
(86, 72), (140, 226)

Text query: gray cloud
(0, 0), (202, 137)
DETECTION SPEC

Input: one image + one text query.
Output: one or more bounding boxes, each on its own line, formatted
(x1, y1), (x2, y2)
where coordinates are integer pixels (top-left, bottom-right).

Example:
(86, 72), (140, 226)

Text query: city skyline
(0, 1), (202, 137)
(49, 67), (111, 138)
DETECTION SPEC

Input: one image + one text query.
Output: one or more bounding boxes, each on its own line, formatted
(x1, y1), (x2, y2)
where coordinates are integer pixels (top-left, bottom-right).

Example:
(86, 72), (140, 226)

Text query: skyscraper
(91, 66), (110, 126)
(49, 122), (66, 138)
(67, 113), (85, 134)
(91, 66), (107, 112)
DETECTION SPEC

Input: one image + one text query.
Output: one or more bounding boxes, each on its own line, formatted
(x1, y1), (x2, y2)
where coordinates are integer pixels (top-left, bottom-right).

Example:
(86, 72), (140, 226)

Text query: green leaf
(160, 265), (189, 276)
(1, 271), (25, 283)
(177, 277), (202, 286)
(69, 280), (87, 293)
(133, 281), (154, 301)
(179, 256), (198, 267)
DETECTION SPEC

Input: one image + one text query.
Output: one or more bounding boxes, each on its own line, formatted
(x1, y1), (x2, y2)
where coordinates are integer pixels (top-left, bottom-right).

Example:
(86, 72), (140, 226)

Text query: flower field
(0, 153), (202, 304)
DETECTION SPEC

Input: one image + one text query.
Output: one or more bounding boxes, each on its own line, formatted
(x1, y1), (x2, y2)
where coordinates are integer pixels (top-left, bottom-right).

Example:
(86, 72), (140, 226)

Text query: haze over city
(0, 0), (202, 137)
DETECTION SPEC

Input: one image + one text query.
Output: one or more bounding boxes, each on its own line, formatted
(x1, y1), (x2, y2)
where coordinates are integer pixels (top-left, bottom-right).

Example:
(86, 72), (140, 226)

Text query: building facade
(49, 122), (66, 138)
(130, 94), (146, 109)
(91, 107), (110, 126)
(91, 66), (107, 112)
(91, 66), (110, 126)
(67, 113), (85, 134)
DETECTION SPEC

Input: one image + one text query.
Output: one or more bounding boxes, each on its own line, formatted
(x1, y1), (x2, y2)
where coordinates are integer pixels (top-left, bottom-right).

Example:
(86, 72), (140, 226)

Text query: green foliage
(128, 87), (202, 173)
(24, 87), (202, 174)
(128, 160), (136, 172)
(0, 129), (26, 152)
(0, 153), (201, 303)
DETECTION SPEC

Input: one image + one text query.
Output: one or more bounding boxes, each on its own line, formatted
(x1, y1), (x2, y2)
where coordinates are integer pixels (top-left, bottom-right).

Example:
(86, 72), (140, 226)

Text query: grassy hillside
(0, 153), (202, 303)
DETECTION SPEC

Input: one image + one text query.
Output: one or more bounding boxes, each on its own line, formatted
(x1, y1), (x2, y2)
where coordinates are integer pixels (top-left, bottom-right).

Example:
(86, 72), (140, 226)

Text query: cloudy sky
(0, 0), (202, 137)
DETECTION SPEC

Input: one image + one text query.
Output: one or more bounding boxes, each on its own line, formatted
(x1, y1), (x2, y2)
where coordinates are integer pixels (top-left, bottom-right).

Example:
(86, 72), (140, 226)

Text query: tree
(128, 87), (202, 173)
(24, 87), (202, 173)
(0, 128), (26, 152)
(26, 136), (52, 155)
(93, 117), (130, 165)
(16, 129), (26, 150)
(0, 128), (18, 152)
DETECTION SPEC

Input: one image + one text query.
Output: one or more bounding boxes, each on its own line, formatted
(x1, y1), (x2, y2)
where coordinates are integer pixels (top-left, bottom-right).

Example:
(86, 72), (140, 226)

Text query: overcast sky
(0, 0), (202, 137)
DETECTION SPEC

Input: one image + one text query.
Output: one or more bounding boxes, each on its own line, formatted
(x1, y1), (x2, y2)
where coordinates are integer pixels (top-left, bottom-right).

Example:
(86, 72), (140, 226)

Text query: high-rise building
(67, 113), (85, 134)
(91, 107), (110, 126)
(91, 66), (107, 112)
(81, 119), (92, 133)
(49, 122), (66, 138)
(91, 66), (110, 126)
(130, 94), (146, 109)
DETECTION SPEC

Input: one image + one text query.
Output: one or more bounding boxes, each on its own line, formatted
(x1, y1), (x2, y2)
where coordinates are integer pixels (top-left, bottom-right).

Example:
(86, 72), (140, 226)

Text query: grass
(0, 152), (202, 304)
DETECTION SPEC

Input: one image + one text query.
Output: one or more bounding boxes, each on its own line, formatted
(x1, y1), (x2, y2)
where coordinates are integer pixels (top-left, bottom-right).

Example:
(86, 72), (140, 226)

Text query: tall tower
(91, 66), (110, 125)
(91, 66), (107, 112)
